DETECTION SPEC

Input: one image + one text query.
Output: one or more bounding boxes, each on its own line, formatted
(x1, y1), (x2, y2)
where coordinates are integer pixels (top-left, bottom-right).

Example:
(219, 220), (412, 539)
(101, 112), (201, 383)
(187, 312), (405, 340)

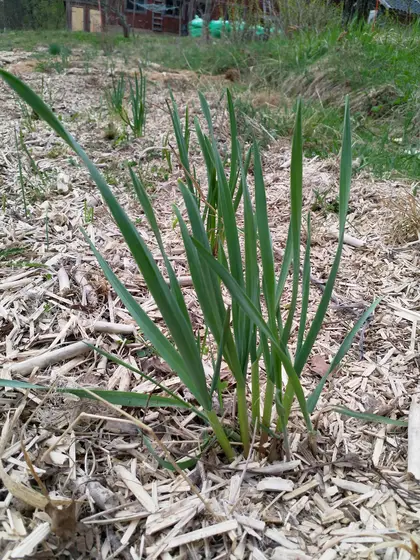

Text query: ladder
(152, 0), (164, 32)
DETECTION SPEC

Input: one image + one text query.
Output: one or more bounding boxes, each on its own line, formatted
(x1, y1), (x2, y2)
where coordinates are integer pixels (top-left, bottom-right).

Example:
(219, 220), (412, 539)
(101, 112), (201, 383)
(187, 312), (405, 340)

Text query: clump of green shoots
(123, 67), (146, 137)
(35, 45), (71, 74)
(84, 200), (95, 224)
(106, 72), (126, 117)
(15, 97), (36, 133)
(0, 69), (380, 463)
(106, 67), (146, 138)
(162, 133), (172, 173)
(14, 128), (48, 207)
(15, 129), (28, 219)
(83, 48), (96, 74)
(48, 43), (62, 56)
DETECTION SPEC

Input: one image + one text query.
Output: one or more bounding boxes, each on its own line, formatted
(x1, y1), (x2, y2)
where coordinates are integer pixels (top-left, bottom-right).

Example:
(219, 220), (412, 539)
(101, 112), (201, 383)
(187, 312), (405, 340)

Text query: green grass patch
(0, 30), (129, 52)
(1, 21), (419, 178)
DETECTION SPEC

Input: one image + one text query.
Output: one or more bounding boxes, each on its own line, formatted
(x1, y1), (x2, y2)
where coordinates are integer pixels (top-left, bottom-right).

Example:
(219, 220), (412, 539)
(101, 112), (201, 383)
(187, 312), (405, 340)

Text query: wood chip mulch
(0, 48), (419, 559)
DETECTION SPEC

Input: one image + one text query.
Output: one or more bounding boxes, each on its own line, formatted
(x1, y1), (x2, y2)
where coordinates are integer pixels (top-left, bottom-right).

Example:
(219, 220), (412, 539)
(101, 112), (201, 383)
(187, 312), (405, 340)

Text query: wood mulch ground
(0, 47), (419, 559)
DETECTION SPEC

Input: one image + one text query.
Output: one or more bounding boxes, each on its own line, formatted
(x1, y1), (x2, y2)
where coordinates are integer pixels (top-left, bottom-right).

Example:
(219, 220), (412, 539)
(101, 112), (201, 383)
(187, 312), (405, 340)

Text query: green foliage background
(2, 0), (66, 30)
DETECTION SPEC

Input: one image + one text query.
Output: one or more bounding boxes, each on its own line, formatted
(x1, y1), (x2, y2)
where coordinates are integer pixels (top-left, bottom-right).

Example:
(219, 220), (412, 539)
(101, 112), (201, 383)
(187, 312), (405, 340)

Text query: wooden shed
(66, 0), (189, 34)
(66, 0), (103, 33)
(66, 0), (220, 35)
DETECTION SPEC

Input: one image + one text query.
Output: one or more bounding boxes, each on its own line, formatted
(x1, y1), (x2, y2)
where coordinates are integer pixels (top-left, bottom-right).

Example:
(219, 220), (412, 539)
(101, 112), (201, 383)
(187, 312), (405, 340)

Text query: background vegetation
(1, 0), (65, 30)
(0, 14), (418, 179)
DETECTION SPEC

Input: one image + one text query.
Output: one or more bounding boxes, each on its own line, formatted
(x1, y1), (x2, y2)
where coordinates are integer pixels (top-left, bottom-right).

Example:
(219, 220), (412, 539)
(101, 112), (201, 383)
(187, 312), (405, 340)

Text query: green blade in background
(210, 307), (231, 396)
(194, 119), (216, 210)
(233, 145), (252, 213)
(282, 99), (303, 343)
(168, 91), (193, 192)
(194, 118), (218, 244)
(338, 95), (352, 233)
(174, 206), (221, 338)
(209, 129), (245, 365)
(241, 140), (259, 372)
(130, 168), (191, 326)
(0, 70), (212, 412)
(275, 222), (293, 308)
(227, 89), (239, 196)
(0, 379), (189, 409)
(253, 141), (276, 325)
(297, 214), (311, 354)
(81, 228), (211, 409)
(211, 131), (244, 290)
(174, 201), (243, 382)
(253, 139), (282, 417)
(307, 298), (381, 414)
(294, 96), (352, 375)
(184, 103), (190, 149)
(178, 181), (226, 329)
(198, 90), (215, 136)
(195, 119), (215, 182)
(193, 238), (313, 433)
(335, 406), (407, 427)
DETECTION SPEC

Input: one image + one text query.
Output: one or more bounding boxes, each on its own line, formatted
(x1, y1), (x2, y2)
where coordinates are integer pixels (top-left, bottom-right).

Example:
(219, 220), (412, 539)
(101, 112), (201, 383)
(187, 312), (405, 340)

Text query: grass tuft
(48, 42), (61, 55)
(387, 190), (420, 244)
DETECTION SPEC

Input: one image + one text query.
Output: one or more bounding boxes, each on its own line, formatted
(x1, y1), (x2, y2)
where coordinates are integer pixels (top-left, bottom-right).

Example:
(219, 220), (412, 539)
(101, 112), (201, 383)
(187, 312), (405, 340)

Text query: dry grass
(386, 190), (420, 245)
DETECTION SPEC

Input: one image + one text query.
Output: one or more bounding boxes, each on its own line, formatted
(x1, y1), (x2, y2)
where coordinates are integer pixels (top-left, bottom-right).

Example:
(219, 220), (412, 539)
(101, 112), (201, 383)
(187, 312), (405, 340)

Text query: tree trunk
(342, 0), (370, 25)
(342, 0), (355, 25)
(119, 16), (130, 37)
(356, 0), (370, 21)
(202, 0), (213, 42)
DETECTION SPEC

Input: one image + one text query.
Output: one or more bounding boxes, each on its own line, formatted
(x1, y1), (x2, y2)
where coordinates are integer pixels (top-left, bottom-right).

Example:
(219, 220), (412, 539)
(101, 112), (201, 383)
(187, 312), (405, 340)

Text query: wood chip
(145, 498), (200, 535)
(408, 396), (420, 480)
(283, 479), (319, 501)
(330, 478), (373, 494)
(158, 519), (238, 552)
(318, 550), (337, 560)
(321, 509), (345, 525)
(328, 229), (365, 248)
(114, 465), (157, 513)
(252, 549), (269, 560)
(257, 477), (294, 493)
(271, 546), (312, 559)
(82, 478), (120, 511)
(7, 510), (27, 537)
(372, 427), (386, 467)
(10, 522), (50, 558)
(239, 460), (301, 475)
(7, 340), (94, 375)
(234, 514), (265, 533)
(266, 528), (299, 549)
(57, 267), (70, 295)
(91, 321), (136, 335)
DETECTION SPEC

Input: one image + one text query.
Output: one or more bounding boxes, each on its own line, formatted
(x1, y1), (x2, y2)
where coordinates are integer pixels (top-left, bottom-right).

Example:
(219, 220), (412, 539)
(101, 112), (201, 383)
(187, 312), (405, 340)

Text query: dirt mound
(8, 59), (39, 75)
